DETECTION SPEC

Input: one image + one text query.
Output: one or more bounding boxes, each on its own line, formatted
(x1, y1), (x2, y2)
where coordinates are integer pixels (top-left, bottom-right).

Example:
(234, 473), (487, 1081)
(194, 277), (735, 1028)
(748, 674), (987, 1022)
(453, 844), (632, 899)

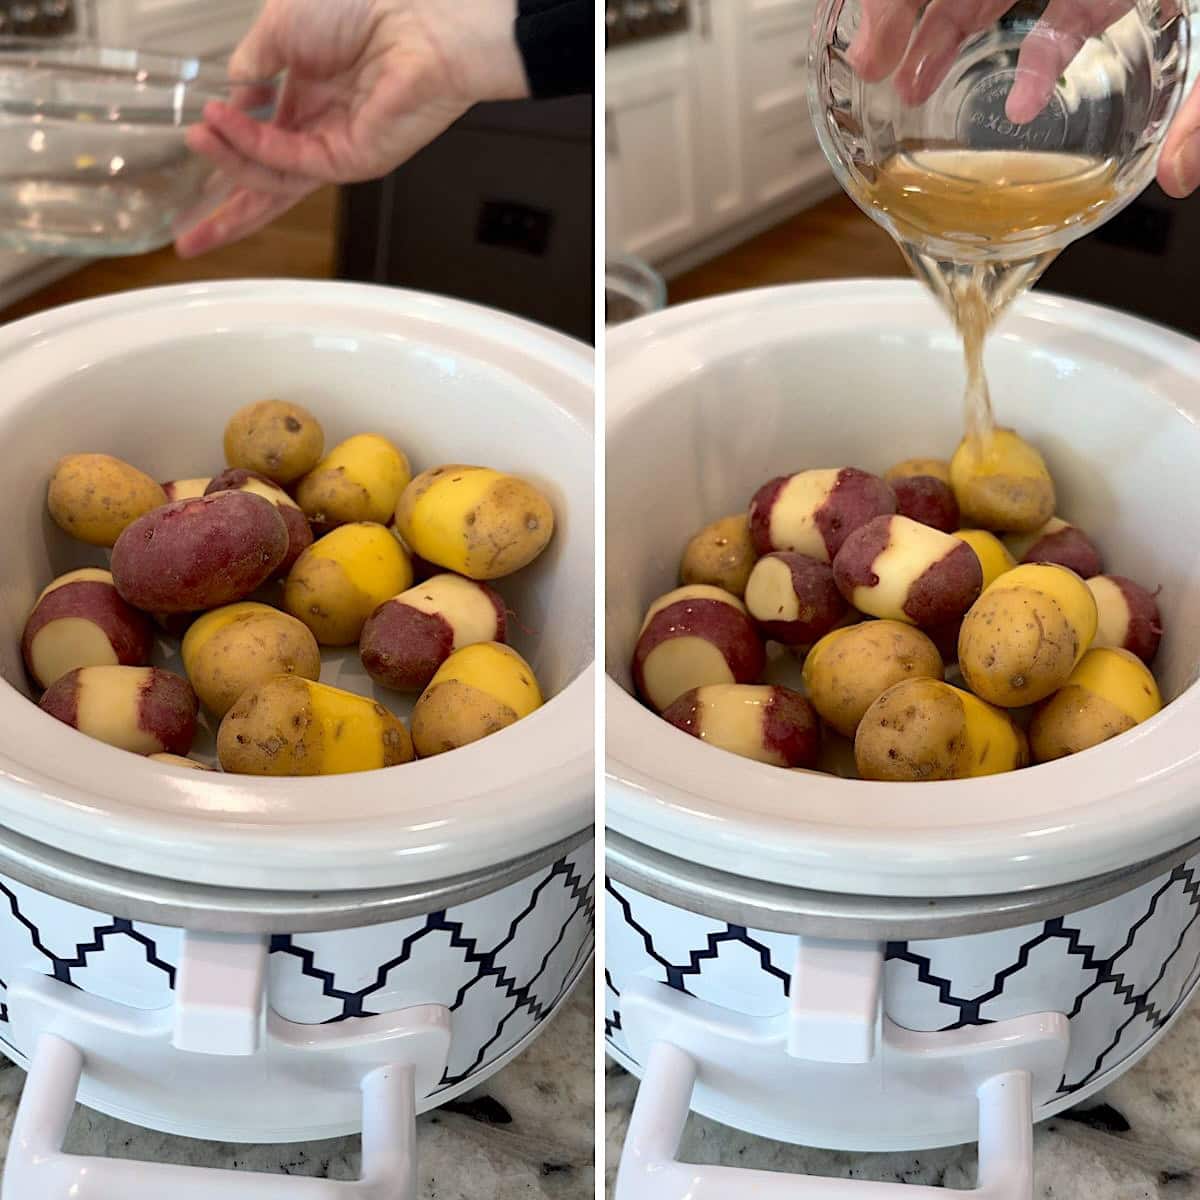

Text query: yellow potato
(182, 602), (321, 717)
(296, 433), (411, 528)
(284, 522), (412, 645)
(855, 678), (1029, 781)
(1030, 647), (1163, 763)
(48, 454), (167, 548)
(218, 676), (413, 776)
(396, 465), (554, 581)
(958, 563), (1097, 707)
(411, 642), (542, 757)
(802, 620), (943, 738)
(224, 400), (325, 485)
(949, 428), (1056, 533)
(952, 529), (1017, 591)
(679, 514), (758, 597)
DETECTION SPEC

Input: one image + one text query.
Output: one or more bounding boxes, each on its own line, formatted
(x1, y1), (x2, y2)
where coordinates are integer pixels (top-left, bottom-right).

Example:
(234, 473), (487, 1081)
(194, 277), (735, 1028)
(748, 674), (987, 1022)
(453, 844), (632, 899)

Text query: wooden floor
(0, 187), (340, 324)
(669, 193), (907, 304)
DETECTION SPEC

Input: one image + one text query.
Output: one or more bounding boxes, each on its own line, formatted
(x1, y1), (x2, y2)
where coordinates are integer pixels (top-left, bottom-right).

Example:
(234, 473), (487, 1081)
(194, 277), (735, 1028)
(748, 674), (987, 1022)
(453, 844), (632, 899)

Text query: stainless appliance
(606, 0), (690, 47)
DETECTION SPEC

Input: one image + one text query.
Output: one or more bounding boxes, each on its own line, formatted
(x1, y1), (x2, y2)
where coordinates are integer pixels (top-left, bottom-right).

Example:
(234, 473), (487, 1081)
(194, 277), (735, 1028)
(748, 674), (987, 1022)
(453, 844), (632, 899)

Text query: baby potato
(889, 474), (960, 533)
(953, 530), (1017, 591)
(182, 602), (321, 717)
(802, 620), (943, 738)
(833, 515), (983, 628)
(48, 453), (167, 548)
(680, 514), (758, 597)
(1006, 517), (1103, 579)
(950, 429), (1056, 533)
(662, 684), (820, 769)
(162, 477), (212, 502)
(1030, 647), (1162, 763)
(749, 468), (896, 562)
(285, 522), (413, 646)
(855, 678), (1029, 781)
(22, 568), (152, 690)
(149, 753), (215, 770)
(112, 492), (289, 614)
(218, 676), (413, 776)
(958, 563), (1098, 707)
(1087, 574), (1162, 664)
(633, 585), (766, 713)
(39, 665), (198, 756)
(224, 400), (325, 486)
(360, 573), (507, 692)
(297, 433), (411, 529)
(411, 642), (543, 757)
(206, 468), (314, 575)
(396, 465), (555, 581)
(885, 458), (952, 486)
(744, 552), (848, 647)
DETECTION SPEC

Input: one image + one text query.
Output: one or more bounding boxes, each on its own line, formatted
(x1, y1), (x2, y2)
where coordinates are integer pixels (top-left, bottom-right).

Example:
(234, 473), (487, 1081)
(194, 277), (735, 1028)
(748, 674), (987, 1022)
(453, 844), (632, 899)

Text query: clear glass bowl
(808, 1), (1192, 265)
(0, 41), (279, 256)
(606, 255), (667, 325)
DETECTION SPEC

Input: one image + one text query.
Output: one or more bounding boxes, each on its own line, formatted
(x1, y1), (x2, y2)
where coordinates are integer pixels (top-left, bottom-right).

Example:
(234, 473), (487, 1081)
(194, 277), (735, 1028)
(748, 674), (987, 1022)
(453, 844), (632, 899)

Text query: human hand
(176, 0), (528, 257)
(845, 0), (1200, 199)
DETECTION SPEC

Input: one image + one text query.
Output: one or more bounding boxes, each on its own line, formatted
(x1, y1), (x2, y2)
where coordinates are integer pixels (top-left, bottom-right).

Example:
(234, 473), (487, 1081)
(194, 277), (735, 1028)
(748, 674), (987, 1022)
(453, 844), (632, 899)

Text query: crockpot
(606, 281), (1200, 1198)
(0, 280), (595, 1199)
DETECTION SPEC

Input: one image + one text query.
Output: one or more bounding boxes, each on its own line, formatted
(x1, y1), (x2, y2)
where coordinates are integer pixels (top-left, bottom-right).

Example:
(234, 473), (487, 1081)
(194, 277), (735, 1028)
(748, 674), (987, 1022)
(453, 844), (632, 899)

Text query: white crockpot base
(0, 281), (593, 892)
(607, 282), (1200, 897)
(605, 850), (1200, 1149)
(0, 841), (593, 1142)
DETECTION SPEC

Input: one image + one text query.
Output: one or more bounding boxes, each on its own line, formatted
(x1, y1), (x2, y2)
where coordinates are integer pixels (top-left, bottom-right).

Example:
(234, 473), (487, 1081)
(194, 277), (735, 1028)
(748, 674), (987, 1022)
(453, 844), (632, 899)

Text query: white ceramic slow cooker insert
(0, 281), (595, 1200)
(607, 282), (1200, 1198)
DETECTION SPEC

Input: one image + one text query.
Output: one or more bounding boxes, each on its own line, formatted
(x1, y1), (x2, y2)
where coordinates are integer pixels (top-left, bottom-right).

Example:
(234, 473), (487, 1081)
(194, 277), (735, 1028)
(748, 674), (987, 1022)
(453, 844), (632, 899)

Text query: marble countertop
(606, 998), (1200, 1198)
(0, 977), (594, 1200)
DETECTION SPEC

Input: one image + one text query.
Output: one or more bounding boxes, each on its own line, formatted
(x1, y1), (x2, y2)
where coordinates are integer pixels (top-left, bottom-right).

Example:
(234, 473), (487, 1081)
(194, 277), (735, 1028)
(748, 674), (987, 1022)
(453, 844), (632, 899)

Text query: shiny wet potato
(680, 514), (758, 597)
(224, 399), (325, 486)
(950, 428), (1056, 533)
(218, 676), (413, 776)
(48, 453), (167, 548)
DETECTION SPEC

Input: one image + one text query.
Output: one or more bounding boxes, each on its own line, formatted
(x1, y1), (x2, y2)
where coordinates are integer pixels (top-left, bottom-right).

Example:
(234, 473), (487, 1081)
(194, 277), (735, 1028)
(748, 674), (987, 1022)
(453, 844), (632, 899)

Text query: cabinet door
(606, 50), (699, 262)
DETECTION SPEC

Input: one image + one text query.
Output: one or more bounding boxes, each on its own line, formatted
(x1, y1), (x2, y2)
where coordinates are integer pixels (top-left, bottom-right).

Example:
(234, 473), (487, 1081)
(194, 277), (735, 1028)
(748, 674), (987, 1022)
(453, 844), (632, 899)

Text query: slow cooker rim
(0, 280), (595, 891)
(606, 281), (1200, 898)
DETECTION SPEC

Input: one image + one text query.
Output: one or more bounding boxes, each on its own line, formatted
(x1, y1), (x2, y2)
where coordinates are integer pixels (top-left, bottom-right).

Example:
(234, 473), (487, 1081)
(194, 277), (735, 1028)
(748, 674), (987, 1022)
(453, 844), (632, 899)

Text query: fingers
(184, 123), (310, 197)
(893, 0), (1015, 105)
(197, 98), (338, 180)
(847, 0), (924, 83)
(1159, 79), (1200, 197)
(174, 185), (312, 258)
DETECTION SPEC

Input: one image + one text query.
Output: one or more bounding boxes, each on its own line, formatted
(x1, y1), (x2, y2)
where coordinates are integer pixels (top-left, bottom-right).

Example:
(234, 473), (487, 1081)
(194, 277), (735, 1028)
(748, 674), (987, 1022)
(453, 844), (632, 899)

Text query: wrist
(419, 0), (529, 103)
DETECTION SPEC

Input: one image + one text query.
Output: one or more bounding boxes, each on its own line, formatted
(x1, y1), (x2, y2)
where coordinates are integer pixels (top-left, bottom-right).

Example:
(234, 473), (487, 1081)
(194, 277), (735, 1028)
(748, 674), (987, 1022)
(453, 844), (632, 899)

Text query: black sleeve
(516, 0), (593, 99)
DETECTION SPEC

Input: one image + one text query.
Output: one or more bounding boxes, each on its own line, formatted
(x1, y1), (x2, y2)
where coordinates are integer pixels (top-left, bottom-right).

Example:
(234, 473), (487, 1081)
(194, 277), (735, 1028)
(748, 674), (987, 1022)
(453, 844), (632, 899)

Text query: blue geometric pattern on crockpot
(0, 842), (594, 1094)
(606, 853), (1200, 1098)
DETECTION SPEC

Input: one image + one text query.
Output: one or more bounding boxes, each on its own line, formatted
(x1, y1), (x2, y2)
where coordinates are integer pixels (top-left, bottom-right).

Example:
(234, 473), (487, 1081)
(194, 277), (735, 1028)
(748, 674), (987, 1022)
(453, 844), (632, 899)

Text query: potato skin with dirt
(296, 433), (412, 529)
(395, 465), (555, 581)
(111, 491), (289, 614)
(39, 665), (198, 756)
(680, 515), (758, 597)
(218, 676), (413, 776)
(854, 678), (1028, 781)
(949, 429), (1056, 533)
(22, 568), (152, 689)
(48, 454), (167, 548)
(182, 602), (322, 717)
(284, 521), (413, 646)
(1030, 647), (1162, 763)
(958, 563), (1098, 707)
(411, 642), (543, 757)
(802, 620), (943, 738)
(224, 400), (325, 486)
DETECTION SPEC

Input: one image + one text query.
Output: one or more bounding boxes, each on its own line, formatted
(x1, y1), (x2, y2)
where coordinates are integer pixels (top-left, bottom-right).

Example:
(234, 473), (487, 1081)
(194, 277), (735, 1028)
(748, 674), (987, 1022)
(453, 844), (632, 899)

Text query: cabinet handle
(698, 0), (711, 39)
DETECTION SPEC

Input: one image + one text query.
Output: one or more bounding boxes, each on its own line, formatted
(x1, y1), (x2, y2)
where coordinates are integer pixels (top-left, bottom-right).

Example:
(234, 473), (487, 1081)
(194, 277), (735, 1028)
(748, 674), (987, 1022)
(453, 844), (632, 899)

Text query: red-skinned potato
(39, 666), (198, 756)
(1087, 575), (1162, 664)
(360, 573), (508, 692)
(885, 458), (952, 486)
(679, 515), (758, 597)
(162, 478), (212, 502)
(633, 585), (765, 713)
(1006, 518), (1103, 578)
(662, 684), (820, 768)
(112, 491), (289, 614)
(205, 468), (314, 575)
(748, 468), (896, 563)
(833, 515), (983, 628)
(22, 568), (152, 690)
(889, 475), (960, 533)
(744, 552), (848, 646)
